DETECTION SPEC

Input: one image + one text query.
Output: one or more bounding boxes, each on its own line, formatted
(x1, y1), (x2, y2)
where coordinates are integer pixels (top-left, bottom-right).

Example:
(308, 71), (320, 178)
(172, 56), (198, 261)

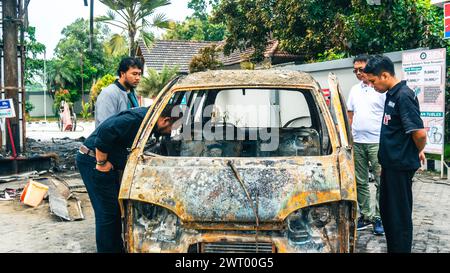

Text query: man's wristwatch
(96, 160), (107, 166)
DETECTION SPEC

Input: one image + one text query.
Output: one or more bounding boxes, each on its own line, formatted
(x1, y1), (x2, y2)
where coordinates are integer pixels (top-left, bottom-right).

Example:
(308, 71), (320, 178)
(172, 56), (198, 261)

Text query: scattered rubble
(48, 178), (84, 221)
(25, 137), (85, 172)
(20, 180), (49, 207)
(0, 170), (48, 183)
(0, 188), (17, 201)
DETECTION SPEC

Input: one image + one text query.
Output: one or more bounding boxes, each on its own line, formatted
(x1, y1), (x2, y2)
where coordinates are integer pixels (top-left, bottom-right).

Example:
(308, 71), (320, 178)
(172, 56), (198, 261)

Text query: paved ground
(26, 121), (95, 141)
(1, 171), (449, 253)
(355, 172), (450, 253)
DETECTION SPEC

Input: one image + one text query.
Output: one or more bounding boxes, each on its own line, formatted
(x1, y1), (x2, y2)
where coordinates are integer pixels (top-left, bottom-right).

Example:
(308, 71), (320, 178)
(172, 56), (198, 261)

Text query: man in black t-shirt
(363, 55), (427, 253)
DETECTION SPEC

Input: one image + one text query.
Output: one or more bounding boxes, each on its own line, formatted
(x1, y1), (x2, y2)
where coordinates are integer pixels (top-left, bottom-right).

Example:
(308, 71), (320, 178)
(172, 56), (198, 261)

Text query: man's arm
(94, 108), (147, 171)
(95, 88), (118, 127)
(398, 90), (426, 166)
(412, 129), (427, 165)
(347, 111), (354, 128)
(95, 148), (113, 172)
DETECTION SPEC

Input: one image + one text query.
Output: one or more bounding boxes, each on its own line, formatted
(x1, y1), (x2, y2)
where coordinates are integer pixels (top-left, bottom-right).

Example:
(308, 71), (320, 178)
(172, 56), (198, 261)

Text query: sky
(28, 0), (192, 57)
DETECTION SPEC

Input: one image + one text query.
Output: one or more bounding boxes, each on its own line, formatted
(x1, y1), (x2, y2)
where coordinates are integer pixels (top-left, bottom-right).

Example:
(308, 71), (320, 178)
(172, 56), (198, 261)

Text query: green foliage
(337, 0), (449, 55)
(48, 19), (115, 99)
(104, 33), (129, 57)
(164, 18), (226, 41)
(80, 101), (92, 119)
(24, 26), (46, 86)
(25, 101), (35, 114)
(240, 61), (255, 70)
(53, 89), (72, 114)
(188, 0), (221, 20)
(137, 66), (179, 98)
(89, 74), (117, 105)
(164, 0), (225, 42)
(189, 44), (223, 73)
(316, 49), (347, 62)
(98, 0), (171, 57)
(214, 0), (450, 62)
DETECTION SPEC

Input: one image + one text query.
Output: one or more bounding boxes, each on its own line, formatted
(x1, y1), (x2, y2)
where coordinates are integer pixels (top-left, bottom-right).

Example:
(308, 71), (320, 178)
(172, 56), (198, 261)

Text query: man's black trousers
(76, 152), (124, 253)
(380, 168), (416, 253)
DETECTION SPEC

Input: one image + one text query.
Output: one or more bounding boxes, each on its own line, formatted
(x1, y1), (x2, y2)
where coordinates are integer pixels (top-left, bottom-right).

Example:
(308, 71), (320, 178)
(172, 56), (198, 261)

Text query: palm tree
(97, 0), (171, 57)
(137, 66), (179, 98)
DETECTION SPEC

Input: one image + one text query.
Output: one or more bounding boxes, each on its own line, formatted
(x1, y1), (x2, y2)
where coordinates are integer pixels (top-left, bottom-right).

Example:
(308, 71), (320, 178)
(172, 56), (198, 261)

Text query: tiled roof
(138, 39), (302, 72)
(139, 40), (211, 73)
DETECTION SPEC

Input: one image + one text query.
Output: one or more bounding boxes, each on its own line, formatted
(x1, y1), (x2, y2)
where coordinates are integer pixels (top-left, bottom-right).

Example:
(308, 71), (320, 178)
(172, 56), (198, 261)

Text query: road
(1, 172), (449, 253)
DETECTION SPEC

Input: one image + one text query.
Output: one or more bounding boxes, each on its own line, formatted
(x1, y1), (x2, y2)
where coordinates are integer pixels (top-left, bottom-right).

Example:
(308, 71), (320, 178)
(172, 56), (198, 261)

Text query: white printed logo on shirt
(388, 101), (396, 108)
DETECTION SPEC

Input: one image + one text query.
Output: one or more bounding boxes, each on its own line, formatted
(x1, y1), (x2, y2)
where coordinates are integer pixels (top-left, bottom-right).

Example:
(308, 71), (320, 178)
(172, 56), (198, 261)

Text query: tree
(214, 0), (449, 62)
(49, 18), (115, 102)
(97, 0), (171, 57)
(189, 44), (223, 73)
(164, 0), (226, 42)
(336, 0), (450, 56)
(137, 66), (179, 98)
(24, 26), (46, 87)
(90, 74), (116, 105)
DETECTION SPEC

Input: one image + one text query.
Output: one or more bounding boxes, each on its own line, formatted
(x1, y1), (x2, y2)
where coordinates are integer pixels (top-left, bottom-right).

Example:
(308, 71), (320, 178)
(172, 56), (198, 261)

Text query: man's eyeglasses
(353, 68), (364, 74)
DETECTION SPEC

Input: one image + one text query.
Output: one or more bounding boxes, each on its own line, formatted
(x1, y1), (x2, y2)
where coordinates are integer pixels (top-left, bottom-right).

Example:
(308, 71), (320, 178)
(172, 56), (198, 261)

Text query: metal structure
(1, 0), (29, 155)
(120, 70), (357, 253)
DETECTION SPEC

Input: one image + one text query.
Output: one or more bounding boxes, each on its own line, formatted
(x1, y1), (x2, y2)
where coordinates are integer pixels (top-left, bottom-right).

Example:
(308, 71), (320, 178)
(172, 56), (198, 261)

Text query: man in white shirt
(347, 54), (386, 235)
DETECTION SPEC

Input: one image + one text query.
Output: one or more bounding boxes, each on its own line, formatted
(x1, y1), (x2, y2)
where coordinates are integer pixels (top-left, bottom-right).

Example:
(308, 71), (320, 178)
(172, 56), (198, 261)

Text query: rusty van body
(119, 70), (357, 253)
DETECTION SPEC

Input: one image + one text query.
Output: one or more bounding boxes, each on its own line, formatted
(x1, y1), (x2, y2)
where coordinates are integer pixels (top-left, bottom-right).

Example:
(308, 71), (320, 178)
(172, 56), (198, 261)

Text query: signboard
(0, 99), (16, 118)
(402, 48), (447, 155)
(446, 3), (450, 39)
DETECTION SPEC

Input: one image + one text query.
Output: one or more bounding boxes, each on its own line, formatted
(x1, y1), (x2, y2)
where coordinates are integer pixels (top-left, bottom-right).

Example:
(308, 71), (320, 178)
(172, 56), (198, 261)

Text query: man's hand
(419, 151), (426, 166)
(96, 161), (114, 173)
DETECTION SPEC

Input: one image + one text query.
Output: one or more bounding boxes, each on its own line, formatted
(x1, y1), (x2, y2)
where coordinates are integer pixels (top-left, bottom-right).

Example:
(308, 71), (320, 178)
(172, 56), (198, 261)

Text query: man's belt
(79, 145), (96, 158)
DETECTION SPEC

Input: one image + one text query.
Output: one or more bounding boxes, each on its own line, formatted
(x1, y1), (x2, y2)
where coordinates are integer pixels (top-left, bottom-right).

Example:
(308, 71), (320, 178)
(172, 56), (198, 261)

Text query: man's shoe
(357, 217), (371, 231)
(373, 219), (385, 235)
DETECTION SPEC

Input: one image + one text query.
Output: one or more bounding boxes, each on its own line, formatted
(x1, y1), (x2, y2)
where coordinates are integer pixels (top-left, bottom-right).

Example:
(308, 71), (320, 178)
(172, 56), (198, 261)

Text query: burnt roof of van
(173, 70), (319, 89)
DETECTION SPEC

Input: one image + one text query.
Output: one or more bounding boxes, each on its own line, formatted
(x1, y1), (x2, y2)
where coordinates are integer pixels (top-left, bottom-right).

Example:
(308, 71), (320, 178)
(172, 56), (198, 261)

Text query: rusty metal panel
(125, 155), (342, 223)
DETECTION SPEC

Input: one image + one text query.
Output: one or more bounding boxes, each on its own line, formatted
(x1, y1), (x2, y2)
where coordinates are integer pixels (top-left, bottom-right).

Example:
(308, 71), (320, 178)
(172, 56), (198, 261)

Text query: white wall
(273, 49), (423, 100)
(25, 92), (91, 117)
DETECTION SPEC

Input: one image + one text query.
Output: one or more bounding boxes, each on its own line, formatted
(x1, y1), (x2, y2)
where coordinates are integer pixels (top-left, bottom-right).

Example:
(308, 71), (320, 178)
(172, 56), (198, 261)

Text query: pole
(3, 0), (21, 154)
(81, 51), (84, 104)
(43, 49), (47, 122)
(6, 118), (18, 174)
(89, 0), (94, 52)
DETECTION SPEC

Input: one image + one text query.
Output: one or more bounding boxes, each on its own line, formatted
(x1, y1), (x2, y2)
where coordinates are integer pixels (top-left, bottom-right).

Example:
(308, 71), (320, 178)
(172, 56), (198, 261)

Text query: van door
(328, 73), (352, 148)
(328, 73), (357, 252)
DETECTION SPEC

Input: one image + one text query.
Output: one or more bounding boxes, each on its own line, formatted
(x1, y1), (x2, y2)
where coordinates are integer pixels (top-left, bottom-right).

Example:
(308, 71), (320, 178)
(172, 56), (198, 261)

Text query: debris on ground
(47, 178), (84, 221)
(20, 180), (49, 207)
(0, 188), (18, 201)
(0, 170), (48, 184)
(26, 137), (85, 172)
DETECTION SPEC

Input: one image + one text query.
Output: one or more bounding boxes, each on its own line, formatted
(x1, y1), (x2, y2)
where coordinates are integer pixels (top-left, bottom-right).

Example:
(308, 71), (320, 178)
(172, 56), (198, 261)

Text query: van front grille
(199, 242), (275, 253)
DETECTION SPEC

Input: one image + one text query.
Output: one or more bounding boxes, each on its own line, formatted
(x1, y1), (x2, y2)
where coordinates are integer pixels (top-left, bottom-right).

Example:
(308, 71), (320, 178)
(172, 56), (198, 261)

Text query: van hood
(122, 156), (343, 223)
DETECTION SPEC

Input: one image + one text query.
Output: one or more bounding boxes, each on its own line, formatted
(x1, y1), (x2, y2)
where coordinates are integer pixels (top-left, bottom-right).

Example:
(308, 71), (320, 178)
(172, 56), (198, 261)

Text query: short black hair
(353, 54), (370, 64)
(117, 57), (143, 77)
(161, 104), (183, 122)
(363, 55), (395, 76)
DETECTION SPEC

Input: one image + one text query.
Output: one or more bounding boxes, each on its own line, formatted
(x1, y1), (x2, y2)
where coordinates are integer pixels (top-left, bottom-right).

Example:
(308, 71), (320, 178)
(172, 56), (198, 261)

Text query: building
(136, 39), (303, 75)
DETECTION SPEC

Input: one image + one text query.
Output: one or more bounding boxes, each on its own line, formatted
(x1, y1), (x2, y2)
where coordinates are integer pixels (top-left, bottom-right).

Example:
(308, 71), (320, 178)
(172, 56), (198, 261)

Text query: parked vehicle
(119, 70), (357, 253)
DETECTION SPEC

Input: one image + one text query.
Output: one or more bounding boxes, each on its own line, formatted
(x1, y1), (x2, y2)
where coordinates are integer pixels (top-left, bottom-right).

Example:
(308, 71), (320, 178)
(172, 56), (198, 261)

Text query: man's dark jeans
(76, 152), (124, 253)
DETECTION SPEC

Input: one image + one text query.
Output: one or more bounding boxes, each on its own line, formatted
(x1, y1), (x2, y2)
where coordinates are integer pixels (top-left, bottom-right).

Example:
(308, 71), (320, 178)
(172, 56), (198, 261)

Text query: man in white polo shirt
(347, 54), (386, 235)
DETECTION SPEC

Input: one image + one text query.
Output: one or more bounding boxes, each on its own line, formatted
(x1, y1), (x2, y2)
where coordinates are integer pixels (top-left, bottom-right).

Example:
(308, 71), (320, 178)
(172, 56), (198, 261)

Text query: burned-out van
(119, 70), (356, 253)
